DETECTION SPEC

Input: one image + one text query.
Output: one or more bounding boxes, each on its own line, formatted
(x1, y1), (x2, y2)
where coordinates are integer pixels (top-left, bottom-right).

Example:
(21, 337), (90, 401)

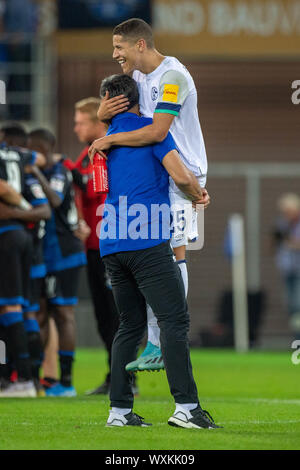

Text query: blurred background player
(0, 132), (48, 397)
(0, 124), (50, 396)
(65, 97), (120, 395)
(272, 193), (300, 341)
(89, 18), (209, 372)
(27, 128), (86, 397)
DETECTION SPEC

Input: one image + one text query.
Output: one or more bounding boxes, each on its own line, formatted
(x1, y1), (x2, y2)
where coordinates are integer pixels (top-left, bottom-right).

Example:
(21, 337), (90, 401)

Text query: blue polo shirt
(100, 112), (177, 257)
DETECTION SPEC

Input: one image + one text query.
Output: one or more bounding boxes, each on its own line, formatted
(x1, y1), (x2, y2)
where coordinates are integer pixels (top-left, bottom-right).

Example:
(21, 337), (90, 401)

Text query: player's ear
(136, 38), (146, 52)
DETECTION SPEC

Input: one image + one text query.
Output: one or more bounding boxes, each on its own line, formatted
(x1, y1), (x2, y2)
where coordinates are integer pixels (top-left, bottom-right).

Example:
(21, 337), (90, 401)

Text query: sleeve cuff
(154, 102), (181, 116)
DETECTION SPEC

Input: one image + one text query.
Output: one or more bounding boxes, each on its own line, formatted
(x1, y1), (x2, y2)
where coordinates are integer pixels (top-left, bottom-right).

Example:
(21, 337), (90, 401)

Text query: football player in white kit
(89, 18), (209, 372)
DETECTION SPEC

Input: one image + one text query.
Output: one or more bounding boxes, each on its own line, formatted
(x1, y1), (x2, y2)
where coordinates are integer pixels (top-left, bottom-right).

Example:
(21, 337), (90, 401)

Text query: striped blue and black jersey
(0, 142), (37, 234)
(42, 161), (86, 273)
(23, 173), (49, 279)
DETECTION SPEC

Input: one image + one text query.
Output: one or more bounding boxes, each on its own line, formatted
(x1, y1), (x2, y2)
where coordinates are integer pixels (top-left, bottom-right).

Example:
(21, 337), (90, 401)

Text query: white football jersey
(133, 56), (207, 188)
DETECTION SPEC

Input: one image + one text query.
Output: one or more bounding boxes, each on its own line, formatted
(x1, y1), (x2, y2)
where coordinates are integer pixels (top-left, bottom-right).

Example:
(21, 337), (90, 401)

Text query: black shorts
(0, 229), (33, 308)
(43, 266), (82, 306)
(23, 277), (44, 314)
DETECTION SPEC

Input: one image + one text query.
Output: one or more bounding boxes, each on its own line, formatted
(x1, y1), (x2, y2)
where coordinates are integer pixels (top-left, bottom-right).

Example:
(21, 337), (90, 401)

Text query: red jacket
(64, 146), (106, 251)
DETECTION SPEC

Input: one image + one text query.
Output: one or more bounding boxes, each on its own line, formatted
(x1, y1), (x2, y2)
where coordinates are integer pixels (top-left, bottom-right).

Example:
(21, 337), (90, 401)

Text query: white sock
(111, 407), (131, 416)
(146, 262), (188, 350)
(147, 304), (161, 348)
(177, 259), (188, 297)
(174, 403), (198, 418)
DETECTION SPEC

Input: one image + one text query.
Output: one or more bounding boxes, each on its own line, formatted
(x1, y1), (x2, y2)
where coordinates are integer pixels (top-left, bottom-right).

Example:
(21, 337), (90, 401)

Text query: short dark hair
(28, 128), (56, 149)
(0, 123), (27, 147)
(113, 18), (154, 48)
(100, 74), (139, 110)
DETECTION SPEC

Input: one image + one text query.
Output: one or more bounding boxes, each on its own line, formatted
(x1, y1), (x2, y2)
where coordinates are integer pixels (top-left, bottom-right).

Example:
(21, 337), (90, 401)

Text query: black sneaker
(168, 405), (222, 429)
(85, 380), (110, 395)
(106, 411), (152, 427)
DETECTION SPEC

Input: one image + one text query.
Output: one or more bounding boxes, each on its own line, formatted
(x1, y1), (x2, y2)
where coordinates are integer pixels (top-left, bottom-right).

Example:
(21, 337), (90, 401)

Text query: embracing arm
(0, 179), (32, 209)
(0, 201), (51, 222)
(161, 150), (210, 208)
(88, 112), (175, 161)
(29, 166), (62, 209)
(162, 150), (203, 201)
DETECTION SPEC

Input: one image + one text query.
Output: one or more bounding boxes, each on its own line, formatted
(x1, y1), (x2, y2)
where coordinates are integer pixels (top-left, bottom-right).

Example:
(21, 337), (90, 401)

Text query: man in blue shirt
(97, 74), (220, 429)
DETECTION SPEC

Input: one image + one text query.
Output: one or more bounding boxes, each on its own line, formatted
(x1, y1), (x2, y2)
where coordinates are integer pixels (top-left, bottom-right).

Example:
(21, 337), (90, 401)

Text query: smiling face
(112, 35), (141, 74)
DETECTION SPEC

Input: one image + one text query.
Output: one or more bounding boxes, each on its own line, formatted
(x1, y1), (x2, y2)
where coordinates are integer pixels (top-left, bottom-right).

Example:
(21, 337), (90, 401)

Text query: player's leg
(44, 267), (81, 397)
(85, 249), (120, 395)
(102, 253), (150, 427)
(126, 195), (191, 373)
(23, 277), (45, 396)
(0, 230), (36, 397)
(131, 241), (220, 429)
(41, 316), (59, 388)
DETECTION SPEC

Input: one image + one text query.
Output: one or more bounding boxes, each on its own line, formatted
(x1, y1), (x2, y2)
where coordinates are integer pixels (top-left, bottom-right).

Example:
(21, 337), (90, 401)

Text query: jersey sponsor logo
(50, 178), (64, 193)
(162, 84), (179, 103)
(31, 183), (46, 200)
(151, 86), (158, 101)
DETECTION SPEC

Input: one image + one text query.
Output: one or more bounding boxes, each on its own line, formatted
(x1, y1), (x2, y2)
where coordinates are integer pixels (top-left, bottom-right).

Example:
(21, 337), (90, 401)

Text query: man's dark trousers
(103, 241), (199, 409)
(86, 249), (119, 378)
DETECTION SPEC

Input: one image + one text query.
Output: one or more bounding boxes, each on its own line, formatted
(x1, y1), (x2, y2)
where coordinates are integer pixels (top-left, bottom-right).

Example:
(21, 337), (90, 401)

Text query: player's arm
(35, 152), (47, 168)
(0, 179), (33, 209)
(0, 202), (51, 223)
(161, 150), (203, 202)
(28, 166), (63, 209)
(89, 112), (174, 161)
(89, 70), (188, 160)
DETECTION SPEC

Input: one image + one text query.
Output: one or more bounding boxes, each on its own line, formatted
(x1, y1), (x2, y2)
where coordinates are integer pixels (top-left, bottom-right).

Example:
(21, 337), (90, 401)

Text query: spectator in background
(273, 193), (300, 341)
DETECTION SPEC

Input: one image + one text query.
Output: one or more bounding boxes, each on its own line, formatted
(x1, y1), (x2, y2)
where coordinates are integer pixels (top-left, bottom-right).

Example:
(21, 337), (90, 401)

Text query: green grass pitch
(0, 348), (299, 450)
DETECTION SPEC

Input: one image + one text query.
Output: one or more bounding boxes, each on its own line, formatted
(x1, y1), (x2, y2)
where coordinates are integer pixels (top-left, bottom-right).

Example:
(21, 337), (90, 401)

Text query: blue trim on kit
(30, 264), (47, 279)
(30, 198), (48, 207)
(49, 296), (78, 306)
(155, 102), (181, 112)
(58, 350), (75, 358)
(0, 296), (29, 307)
(0, 312), (23, 327)
(0, 225), (22, 235)
(24, 318), (40, 333)
(23, 303), (40, 313)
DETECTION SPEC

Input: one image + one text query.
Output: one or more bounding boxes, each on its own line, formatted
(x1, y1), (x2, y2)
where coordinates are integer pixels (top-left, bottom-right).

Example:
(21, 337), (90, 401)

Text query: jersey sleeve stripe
(30, 151), (37, 165)
(155, 102), (181, 112)
(154, 109), (179, 116)
(30, 198), (48, 206)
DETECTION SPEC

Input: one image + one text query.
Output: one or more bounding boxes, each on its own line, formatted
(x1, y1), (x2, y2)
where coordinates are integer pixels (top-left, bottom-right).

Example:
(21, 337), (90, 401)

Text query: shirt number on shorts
(170, 209), (186, 235)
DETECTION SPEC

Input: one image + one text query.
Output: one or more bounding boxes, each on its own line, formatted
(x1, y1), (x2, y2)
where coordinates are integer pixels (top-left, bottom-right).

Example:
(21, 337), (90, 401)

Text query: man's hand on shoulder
(88, 140), (110, 163)
(97, 91), (129, 122)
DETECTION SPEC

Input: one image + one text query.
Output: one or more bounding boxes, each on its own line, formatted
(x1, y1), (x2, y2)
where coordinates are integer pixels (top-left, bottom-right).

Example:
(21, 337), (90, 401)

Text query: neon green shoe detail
(125, 342), (164, 372)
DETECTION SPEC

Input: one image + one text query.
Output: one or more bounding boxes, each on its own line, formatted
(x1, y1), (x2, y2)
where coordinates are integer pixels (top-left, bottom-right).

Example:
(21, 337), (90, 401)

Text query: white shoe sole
(168, 416), (214, 429)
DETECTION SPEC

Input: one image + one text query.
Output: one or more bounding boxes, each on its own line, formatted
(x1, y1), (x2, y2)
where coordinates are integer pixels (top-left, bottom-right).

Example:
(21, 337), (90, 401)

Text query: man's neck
(44, 154), (54, 169)
(121, 105), (140, 116)
(139, 49), (165, 75)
